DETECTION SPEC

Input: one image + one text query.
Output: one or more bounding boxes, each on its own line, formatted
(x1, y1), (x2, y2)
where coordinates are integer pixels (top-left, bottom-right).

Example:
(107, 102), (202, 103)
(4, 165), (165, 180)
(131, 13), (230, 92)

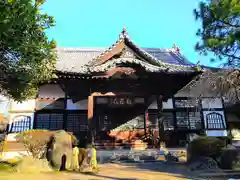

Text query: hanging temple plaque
(95, 97), (144, 106)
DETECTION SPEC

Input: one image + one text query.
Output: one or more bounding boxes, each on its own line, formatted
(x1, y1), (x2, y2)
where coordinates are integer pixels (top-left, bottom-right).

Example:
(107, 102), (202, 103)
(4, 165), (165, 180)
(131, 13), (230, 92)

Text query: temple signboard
(95, 97), (144, 107)
(109, 97), (133, 106)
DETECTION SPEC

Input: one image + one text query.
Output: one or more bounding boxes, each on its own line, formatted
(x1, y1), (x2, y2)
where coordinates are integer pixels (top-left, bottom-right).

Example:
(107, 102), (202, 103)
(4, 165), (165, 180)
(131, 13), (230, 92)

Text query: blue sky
(42, 0), (216, 66)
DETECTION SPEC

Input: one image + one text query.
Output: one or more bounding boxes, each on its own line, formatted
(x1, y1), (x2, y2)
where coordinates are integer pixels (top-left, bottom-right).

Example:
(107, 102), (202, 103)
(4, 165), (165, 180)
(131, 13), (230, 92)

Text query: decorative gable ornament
(120, 47), (137, 59)
(173, 44), (180, 53)
(119, 26), (129, 39)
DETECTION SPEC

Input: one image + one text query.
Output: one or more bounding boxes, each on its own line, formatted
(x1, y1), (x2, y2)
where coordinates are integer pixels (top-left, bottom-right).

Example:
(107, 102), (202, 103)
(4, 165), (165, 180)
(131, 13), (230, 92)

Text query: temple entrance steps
(95, 148), (187, 164)
(94, 139), (158, 150)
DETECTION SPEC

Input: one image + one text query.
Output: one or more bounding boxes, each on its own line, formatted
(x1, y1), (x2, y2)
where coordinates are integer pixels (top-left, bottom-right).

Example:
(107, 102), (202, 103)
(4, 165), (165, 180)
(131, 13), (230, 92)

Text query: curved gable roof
(56, 47), (195, 73)
(56, 29), (195, 73)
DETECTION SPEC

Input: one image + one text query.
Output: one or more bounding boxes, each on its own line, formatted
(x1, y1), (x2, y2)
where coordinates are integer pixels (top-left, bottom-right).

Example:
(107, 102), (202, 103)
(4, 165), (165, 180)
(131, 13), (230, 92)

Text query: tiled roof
(56, 47), (195, 73)
(144, 48), (194, 66)
(56, 28), (196, 73)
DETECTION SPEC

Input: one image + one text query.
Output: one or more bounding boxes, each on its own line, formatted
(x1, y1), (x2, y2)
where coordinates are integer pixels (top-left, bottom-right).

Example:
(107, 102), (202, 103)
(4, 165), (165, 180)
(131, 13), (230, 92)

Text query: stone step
(94, 140), (150, 150)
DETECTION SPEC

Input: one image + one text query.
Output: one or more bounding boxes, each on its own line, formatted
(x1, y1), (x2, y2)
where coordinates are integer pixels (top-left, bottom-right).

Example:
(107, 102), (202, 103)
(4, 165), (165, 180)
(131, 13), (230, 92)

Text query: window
(66, 113), (88, 133)
(175, 98), (199, 108)
(36, 99), (64, 110)
(148, 113), (158, 128)
(10, 115), (31, 133)
(163, 112), (175, 130)
(206, 112), (225, 129)
(35, 113), (63, 130)
(148, 112), (174, 130)
(176, 111), (202, 130)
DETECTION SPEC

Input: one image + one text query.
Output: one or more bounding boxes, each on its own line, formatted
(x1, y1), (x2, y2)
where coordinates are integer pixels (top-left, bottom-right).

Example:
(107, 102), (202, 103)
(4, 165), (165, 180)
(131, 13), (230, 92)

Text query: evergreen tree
(0, 0), (56, 101)
(194, 0), (240, 67)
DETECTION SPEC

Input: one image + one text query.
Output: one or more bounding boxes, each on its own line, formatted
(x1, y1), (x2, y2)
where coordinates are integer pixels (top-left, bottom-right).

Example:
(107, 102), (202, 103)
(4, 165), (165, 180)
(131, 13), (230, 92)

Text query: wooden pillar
(87, 92), (116, 144)
(143, 97), (148, 134)
(87, 95), (94, 144)
(63, 92), (68, 131)
(156, 95), (165, 148)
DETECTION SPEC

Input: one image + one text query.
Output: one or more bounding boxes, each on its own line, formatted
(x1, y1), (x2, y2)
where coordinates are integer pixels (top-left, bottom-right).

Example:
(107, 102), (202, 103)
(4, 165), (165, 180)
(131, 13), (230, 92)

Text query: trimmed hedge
(219, 149), (240, 170)
(16, 129), (51, 158)
(187, 136), (225, 161)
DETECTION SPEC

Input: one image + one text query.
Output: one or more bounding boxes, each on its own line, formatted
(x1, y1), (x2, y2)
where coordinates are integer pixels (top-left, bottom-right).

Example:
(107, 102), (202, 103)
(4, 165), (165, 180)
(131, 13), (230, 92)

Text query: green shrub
(16, 129), (52, 158)
(187, 136), (225, 161)
(69, 133), (79, 146)
(16, 129), (79, 160)
(219, 149), (240, 170)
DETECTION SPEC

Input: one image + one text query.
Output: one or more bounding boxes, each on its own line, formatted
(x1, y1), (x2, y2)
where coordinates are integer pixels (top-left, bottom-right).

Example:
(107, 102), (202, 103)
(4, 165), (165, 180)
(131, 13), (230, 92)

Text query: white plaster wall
(175, 88), (214, 97)
(148, 101), (157, 109)
(175, 90), (197, 97)
(38, 84), (65, 98)
(201, 98), (223, 109)
(67, 99), (88, 110)
(202, 111), (226, 128)
(148, 98), (173, 109)
(10, 99), (35, 111)
(163, 99), (173, 109)
(8, 113), (34, 132)
(205, 130), (228, 137)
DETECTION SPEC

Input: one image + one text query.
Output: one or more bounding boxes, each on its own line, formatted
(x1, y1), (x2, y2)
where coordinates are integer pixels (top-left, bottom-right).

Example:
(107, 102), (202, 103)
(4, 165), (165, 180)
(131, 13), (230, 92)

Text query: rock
(119, 155), (130, 161)
(165, 153), (178, 162)
(139, 155), (155, 161)
(51, 130), (73, 170)
(78, 148), (88, 168)
(188, 156), (221, 172)
(16, 156), (53, 173)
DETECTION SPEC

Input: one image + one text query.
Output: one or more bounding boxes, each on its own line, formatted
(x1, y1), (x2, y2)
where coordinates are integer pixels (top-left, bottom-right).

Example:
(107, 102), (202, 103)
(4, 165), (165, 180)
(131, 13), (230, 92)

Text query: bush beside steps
(187, 136), (240, 172)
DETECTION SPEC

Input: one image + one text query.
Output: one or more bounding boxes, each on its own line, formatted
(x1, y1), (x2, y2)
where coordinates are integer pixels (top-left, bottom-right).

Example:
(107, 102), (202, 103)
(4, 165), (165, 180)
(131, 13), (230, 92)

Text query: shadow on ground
(80, 173), (138, 180)
(67, 170), (138, 180)
(124, 162), (240, 180)
(67, 163), (190, 180)
(116, 162), (192, 177)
